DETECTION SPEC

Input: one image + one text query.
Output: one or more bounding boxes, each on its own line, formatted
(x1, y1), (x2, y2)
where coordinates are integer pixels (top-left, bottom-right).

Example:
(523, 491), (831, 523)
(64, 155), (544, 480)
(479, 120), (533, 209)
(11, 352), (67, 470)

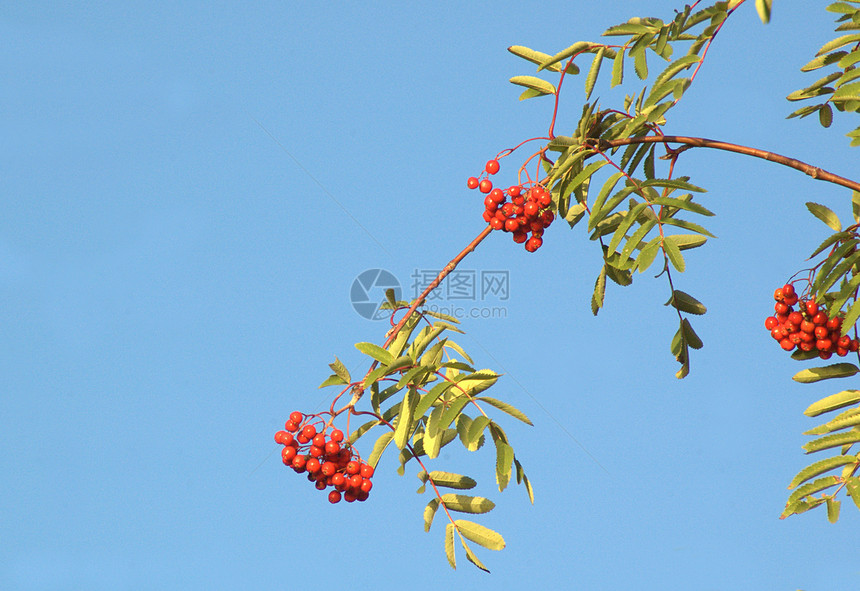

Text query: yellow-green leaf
(805, 390), (860, 416)
(440, 494), (496, 514)
(455, 519), (506, 551)
(788, 455), (858, 489)
(793, 363), (860, 383)
(445, 523), (456, 569)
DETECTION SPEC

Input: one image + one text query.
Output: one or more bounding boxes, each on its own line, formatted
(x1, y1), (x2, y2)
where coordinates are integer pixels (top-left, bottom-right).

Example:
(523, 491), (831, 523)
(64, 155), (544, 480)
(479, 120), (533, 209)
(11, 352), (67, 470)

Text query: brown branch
(346, 225), (495, 408)
(597, 135), (860, 193)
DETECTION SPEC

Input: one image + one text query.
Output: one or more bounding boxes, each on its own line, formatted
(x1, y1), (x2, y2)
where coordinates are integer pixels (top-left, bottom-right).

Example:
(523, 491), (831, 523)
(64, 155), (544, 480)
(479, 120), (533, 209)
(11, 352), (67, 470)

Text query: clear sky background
(2, 1), (858, 589)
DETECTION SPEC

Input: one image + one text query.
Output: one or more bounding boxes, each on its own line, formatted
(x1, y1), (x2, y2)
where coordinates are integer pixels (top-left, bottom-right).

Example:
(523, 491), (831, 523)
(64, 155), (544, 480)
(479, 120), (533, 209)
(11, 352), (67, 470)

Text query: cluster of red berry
(275, 411), (375, 504)
(467, 159), (554, 252)
(764, 283), (859, 359)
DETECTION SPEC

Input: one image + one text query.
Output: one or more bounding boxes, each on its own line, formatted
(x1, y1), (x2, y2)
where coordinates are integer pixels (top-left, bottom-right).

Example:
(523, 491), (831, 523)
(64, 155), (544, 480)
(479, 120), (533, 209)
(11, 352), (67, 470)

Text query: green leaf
(475, 396), (534, 426)
(788, 455), (859, 489)
(414, 381), (454, 418)
(793, 363), (860, 384)
(328, 357), (351, 383)
(662, 236), (685, 272)
(804, 431), (860, 453)
(755, 0), (772, 24)
(509, 75), (556, 96)
(665, 290), (707, 315)
(355, 342), (394, 365)
(635, 236), (662, 273)
(817, 33), (860, 56)
(806, 202), (843, 231)
(585, 47), (606, 99)
(660, 217), (716, 238)
(828, 497), (842, 523)
(805, 390), (860, 416)
(539, 41), (592, 71)
(445, 523), (456, 569)
(460, 536), (489, 573)
(842, 298), (860, 334)
(591, 266), (606, 315)
(611, 47), (625, 87)
(494, 439), (514, 492)
(632, 45), (648, 79)
(681, 318), (703, 349)
(394, 388), (419, 450)
(608, 202), (649, 254)
(428, 471), (478, 490)
(441, 494), (496, 514)
(455, 520), (506, 551)
(507, 45), (575, 73)
(787, 475), (841, 505)
(846, 477), (860, 511)
(318, 374), (347, 388)
(348, 418), (381, 445)
(514, 458), (535, 504)
(650, 196), (715, 217)
(368, 431), (394, 469)
(423, 498), (440, 532)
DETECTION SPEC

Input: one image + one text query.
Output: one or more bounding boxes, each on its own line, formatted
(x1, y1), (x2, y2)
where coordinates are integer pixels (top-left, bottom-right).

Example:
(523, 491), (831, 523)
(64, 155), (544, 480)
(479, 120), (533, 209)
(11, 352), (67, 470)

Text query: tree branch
(598, 135), (860, 193)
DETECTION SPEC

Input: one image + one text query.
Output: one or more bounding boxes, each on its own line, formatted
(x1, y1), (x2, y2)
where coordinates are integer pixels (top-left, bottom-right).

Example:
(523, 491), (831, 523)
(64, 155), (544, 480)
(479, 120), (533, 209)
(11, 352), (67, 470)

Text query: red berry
(800, 320), (815, 334)
(805, 300), (819, 317)
(346, 461), (360, 475)
(328, 490), (342, 504)
(348, 474), (363, 489)
(344, 490), (357, 503)
(284, 421), (299, 433)
(467, 177), (479, 189)
(330, 429), (344, 442)
(524, 236), (543, 252)
(814, 313), (830, 326)
(360, 479), (373, 493)
(820, 351), (833, 359)
(826, 317), (842, 331)
(306, 458), (321, 474)
(332, 473), (346, 488)
(360, 464), (375, 478)
(774, 302), (790, 315)
(524, 201), (540, 217)
(782, 284), (795, 298)
(850, 339), (859, 352)
(274, 430), (291, 445)
(780, 338), (795, 351)
(508, 186), (522, 198)
(281, 446), (297, 464)
(512, 230), (528, 244)
(764, 317), (779, 330)
(816, 339), (833, 351)
(301, 424), (317, 439)
(784, 294), (799, 306)
(837, 347), (849, 357)
(325, 441), (340, 455)
(479, 179), (493, 194)
(838, 335), (852, 349)
(788, 311), (803, 326)
(482, 210), (494, 222)
(814, 326), (829, 339)
(774, 288), (785, 302)
(292, 454), (307, 470)
(312, 434), (326, 448)
(485, 159), (500, 175)
(770, 328), (783, 341)
(314, 479), (327, 491)
(321, 461), (337, 476)
(296, 433), (310, 444)
(490, 217), (504, 231)
(504, 218), (519, 233)
(799, 341), (815, 352)
(541, 211), (555, 226)
(309, 445), (324, 458)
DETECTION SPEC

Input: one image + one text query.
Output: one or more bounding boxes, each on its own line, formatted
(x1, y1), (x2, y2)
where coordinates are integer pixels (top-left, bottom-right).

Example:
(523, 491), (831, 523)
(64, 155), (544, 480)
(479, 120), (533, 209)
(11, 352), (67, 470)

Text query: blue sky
(2, 1), (858, 589)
